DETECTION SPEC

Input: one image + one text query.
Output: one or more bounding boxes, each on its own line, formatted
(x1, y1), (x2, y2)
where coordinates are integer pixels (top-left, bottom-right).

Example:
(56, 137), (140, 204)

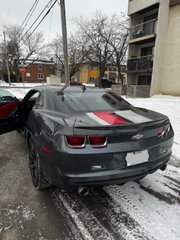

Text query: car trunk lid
(72, 108), (169, 140)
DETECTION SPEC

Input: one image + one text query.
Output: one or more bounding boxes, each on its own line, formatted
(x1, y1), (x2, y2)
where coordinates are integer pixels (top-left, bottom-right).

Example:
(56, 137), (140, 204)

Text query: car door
(0, 89), (22, 135)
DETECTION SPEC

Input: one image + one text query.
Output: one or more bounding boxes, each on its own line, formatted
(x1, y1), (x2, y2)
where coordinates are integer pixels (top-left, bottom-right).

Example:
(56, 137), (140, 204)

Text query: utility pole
(3, 31), (11, 86)
(59, 0), (70, 85)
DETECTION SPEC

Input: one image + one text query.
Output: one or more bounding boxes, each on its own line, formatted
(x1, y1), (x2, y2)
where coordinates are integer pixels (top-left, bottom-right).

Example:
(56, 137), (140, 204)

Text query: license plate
(126, 150), (149, 167)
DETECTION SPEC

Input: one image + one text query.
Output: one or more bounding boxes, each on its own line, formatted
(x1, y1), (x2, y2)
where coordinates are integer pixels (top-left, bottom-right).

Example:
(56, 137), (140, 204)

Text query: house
(127, 0), (180, 97)
(21, 59), (55, 83)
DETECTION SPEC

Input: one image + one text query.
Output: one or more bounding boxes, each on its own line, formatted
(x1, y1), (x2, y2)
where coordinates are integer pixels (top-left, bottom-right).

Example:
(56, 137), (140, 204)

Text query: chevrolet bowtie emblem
(132, 134), (144, 140)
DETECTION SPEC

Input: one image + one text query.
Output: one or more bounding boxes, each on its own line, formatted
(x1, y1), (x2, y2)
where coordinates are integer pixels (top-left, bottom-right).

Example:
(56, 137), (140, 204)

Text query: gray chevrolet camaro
(0, 86), (174, 193)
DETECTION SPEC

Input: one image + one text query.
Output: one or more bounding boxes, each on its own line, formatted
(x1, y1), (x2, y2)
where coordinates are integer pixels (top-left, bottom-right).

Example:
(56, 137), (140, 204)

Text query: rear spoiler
(74, 118), (170, 132)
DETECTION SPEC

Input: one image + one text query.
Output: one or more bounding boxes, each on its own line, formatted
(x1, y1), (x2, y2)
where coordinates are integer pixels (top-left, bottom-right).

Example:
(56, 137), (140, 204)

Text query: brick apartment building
(21, 59), (55, 83)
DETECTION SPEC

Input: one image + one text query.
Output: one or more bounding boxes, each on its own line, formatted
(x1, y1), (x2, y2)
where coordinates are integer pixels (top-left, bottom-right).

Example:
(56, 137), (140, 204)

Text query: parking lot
(0, 131), (180, 240)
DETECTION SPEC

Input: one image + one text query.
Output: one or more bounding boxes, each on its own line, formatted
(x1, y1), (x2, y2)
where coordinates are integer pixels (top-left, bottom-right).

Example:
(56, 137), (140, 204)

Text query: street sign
(19, 67), (26, 73)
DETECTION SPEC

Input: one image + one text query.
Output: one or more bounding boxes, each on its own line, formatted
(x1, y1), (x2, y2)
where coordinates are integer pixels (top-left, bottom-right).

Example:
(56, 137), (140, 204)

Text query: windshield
(57, 91), (134, 113)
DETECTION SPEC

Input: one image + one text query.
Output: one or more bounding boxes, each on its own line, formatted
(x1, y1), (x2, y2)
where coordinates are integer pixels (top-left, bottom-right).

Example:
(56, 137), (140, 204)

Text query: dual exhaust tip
(77, 186), (91, 196)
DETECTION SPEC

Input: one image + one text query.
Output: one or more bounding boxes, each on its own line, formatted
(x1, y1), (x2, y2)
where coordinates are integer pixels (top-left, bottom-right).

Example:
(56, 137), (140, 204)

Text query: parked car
(101, 78), (114, 88)
(70, 80), (82, 86)
(94, 78), (115, 88)
(0, 87), (174, 194)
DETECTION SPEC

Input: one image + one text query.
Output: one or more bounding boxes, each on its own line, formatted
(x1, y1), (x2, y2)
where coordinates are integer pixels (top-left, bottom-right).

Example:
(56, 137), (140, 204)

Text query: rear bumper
(57, 154), (170, 189)
(40, 136), (173, 190)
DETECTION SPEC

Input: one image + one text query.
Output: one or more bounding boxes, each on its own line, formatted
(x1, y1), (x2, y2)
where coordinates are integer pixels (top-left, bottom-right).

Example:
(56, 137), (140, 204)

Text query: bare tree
(0, 25), (22, 81)
(49, 33), (87, 81)
(49, 36), (64, 80)
(22, 32), (46, 63)
(0, 24), (46, 82)
(75, 12), (113, 87)
(108, 14), (129, 85)
(68, 34), (88, 80)
(75, 11), (129, 87)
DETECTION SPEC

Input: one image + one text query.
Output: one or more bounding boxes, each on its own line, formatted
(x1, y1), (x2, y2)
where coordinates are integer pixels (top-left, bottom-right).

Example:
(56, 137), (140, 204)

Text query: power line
(19, 0), (40, 32)
(48, 6), (54, 42)
(20, 0), (57, 47)
(19, 0), (54, 44)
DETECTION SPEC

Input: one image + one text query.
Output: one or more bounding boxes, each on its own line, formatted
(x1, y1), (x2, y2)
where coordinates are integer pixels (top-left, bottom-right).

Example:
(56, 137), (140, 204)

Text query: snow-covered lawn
(0, 80), (45, 88)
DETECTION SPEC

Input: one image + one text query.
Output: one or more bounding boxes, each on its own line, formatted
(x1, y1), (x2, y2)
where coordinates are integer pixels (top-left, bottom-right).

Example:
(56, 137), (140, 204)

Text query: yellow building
(76, 63), (125, 84)
(77, 63), (99, 84)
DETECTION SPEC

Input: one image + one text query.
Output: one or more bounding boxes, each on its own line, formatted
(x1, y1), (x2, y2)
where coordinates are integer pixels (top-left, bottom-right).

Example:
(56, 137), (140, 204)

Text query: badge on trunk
(132, 134), (144, 140)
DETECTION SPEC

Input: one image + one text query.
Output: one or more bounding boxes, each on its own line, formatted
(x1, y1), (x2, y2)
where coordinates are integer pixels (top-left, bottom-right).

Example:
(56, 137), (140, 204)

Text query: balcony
(127, 55), (153, 72)
(129, 19), (157, 44)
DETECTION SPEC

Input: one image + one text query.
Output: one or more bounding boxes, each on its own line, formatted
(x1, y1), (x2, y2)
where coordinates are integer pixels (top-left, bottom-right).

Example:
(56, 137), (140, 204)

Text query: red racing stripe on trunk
(94, 112), (127, 125)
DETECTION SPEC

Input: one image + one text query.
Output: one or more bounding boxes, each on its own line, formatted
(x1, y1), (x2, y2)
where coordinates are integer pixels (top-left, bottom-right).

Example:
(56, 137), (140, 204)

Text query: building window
(138, 75), (152, 85)
(38, 73), (44, 80)
(90, 65), (98, 70)
(141, 47), (153, 56)
(26, 73), (30, 77)
(38, 64), (43, 70)
(143, 14), (158, 23)
(89, 77), (98, 83)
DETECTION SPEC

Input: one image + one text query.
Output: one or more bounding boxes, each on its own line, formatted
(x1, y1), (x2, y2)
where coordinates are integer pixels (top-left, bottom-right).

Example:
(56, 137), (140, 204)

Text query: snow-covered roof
(20, 59), (55, 66)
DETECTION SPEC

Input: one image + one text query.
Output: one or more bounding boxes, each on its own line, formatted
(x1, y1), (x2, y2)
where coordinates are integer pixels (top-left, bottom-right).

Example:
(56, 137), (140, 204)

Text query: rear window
(57, 91), (134, 113)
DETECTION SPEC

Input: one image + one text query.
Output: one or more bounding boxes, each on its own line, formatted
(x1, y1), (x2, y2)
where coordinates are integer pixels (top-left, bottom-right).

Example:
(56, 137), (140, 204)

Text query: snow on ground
(126, 94), (180, 164)
(105, 167), (180, 240)
(0, 80), (46, 88)
(0, 81), (46, 99)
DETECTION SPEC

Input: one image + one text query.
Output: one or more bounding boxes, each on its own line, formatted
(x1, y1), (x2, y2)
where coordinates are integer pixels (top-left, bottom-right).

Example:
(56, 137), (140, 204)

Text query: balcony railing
(127, 55), (153, 71)
(130, 19), (157, 40)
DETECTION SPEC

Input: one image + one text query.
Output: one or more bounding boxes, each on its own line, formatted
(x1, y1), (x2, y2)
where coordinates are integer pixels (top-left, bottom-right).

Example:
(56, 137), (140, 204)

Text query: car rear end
(39, 88), (174, 190)
(52, 121), (172, 189)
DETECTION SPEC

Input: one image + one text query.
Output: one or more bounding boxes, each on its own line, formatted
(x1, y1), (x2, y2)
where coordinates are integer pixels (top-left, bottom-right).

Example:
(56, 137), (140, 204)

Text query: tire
(28, 137), (51, 190)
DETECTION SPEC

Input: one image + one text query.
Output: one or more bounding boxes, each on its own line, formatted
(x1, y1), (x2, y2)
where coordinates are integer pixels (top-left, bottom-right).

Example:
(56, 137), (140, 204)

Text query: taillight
(89, 135), (107, 148)
(157, 124), (170, 137)
(65, 136), (85, 148)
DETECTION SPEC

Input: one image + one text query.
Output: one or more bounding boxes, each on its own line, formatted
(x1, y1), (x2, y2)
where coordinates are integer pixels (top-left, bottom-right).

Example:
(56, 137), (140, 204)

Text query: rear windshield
(56, 91), (134, 113)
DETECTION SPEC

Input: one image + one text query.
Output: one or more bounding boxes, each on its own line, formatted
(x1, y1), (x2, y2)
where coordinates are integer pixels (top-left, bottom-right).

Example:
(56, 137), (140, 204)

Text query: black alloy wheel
(28, 137), (50, 190)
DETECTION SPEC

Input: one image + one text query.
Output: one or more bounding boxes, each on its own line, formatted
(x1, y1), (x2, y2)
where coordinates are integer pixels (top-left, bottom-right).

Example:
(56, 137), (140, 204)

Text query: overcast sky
(0, 0), (128, 42)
